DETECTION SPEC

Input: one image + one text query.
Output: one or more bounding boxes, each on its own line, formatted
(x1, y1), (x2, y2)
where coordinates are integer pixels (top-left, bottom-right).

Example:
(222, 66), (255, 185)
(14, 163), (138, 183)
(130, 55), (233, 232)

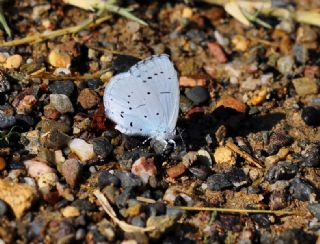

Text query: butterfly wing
(129, 54), (180, 135)
(104, 54), (179, 138)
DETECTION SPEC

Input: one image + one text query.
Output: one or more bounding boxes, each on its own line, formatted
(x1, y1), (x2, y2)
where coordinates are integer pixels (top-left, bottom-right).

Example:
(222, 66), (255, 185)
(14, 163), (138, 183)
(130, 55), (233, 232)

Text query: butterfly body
(103, 54), (180, 141)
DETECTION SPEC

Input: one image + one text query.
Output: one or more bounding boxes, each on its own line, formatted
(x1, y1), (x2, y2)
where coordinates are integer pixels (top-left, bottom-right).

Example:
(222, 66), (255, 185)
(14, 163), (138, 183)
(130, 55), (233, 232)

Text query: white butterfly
(103, 54), (180, 143)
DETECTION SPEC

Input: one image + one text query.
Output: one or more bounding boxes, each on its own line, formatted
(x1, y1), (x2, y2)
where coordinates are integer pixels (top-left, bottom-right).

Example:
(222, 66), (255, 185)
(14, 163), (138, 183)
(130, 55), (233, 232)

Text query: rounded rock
(61, 159), (82, 188)
(3, 54), (23, 69)
(68, 138), (96, 162)
(98, 171), (120, 188)
(289, 178), (316, 201)
(92, 137), (113, 158)
(49, 80), (75, 96)
(50, 94), (74, 113)
(77, 88), (100, 109)
(0, 113), (16, 129)
(185, 86), (209, 105)
(301, 106), (320, 126)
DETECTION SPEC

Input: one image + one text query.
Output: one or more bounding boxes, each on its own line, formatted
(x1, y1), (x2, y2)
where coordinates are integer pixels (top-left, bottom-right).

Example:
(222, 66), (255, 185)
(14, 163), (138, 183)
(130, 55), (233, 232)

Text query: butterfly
(103, 54), (180, 144)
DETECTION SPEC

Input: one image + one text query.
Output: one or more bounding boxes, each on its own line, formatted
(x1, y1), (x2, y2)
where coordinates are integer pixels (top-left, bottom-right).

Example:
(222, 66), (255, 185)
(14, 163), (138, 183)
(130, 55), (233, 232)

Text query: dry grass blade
(0, 15), (111, 47)
(94, 190), (156, 233)
(226, 141), (264, 168)
(175, 206), (296, 216)
(0, 4), (11, 37)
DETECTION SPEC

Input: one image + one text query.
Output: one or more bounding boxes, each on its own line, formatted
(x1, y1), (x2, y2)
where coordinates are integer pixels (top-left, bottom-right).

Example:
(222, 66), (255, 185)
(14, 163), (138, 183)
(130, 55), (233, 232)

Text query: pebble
(24, 159), (55, 178)
(293, 44), (308, 64)
(49, 80), (74, 96)
(185, 86), (209, 105)
(36, 119), (71, 133)
(3, 54), (23, 69)
(216, 96), (247, 113)
(40, 128), (71, 149)
(15, 114), (36, 130)
(68, 138), (96, 162)
(0, 157), (5, 170)
(61, 159), (82, 188)
(72, 199), (96, 212)
(302, 144), (320, 167)
(61, 206), (81, 217)
(297, 25), (318, 44)
(0, 113), (16, 129)
(275, 228), (316, 243)
(289, 178), (316, 201)
(87, 79), (103, 89)
(116, 188), (135, 208)
(37, 172), (58, 194)
(75, 228), (86, 241)
(22, 130), (41, 154)
(146, 215), (176, 239)
(308, 203), (320, 220)
(131, 157), (157, 184)
(207, 42), (227, 63)
(268, 133), (293, 155)
(179, 76), (206, 87)
(0, 199), (8, 216)
(50, 94), (74, 113)
(292, 77), (318, 96)
(277, 55), (294, 76)
(77, 88), (100, 109)
(213, 146), (236, 167)
(206, 173), (233, 191)
(301, 106), (320, 126)
(131, 216), (145, 227)
(92, 137), (113, 158)
(114, 171), (143, 189)
(48, 49), (71, 68)
(16, 95), (37, 114)
(0, 179), (37, 218)
(0, 70), (10, 92)
(232, 35), (250, 52)
(98, 171), (120, 189)
(265, 161), (299, 183)
(166, 163), (187, 178)
(269, 190), (287, 210)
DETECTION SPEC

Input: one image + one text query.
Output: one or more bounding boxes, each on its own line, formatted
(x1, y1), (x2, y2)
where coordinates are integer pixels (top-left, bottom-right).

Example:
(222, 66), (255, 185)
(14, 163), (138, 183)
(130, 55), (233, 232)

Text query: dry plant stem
(94, 190), (155, 233)
(226, 141), (264, 168)
(175, 206), (295, 216)
(0, 14), (111, 47)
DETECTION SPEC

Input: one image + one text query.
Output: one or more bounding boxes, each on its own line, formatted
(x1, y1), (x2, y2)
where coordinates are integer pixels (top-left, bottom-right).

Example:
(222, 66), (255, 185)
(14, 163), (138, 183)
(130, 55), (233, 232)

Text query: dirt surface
(0, 0), (320, 243)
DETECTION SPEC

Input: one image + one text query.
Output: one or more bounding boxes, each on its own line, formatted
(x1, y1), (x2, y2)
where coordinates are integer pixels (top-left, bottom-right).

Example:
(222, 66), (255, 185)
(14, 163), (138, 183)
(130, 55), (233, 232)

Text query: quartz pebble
(48, 49), (71, 68)
(68, 138), (96, 162)
(292, 77), (318, 96)
(131, 157), (157, 184)
(61, 206), (81, 217)
(3, 54), (23, 69)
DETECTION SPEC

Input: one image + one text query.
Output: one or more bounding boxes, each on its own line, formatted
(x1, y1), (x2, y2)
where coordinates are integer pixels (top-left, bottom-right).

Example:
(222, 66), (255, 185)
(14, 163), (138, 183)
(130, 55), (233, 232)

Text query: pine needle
(174, 205), (297, 216)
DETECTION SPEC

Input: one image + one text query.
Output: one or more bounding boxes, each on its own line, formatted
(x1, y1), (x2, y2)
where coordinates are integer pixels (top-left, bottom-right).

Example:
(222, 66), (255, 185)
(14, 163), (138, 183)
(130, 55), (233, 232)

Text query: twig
(94, 190), (155, 233)
(174, 206), (296, 216)
(0, 14), (111, 47)
(225, 140), (264, 168)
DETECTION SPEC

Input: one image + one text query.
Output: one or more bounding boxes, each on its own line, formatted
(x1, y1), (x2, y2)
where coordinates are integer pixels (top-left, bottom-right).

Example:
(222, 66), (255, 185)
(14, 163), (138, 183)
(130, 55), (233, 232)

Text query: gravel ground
(0, 0), (320, 243)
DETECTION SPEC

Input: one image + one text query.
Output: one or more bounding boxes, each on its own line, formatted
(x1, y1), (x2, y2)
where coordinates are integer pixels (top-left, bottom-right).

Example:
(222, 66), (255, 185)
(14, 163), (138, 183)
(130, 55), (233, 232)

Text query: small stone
(179, 76), (206, 87)
(131, 157), (157, 184)
(61, 159), (82, 188)
(269, 190), (287, 210)
(72, 199), (96, 212)
(87, 79), (103, 89)
(49, 80), (74, 96)
(265, 161), (298, 183)
(24, 159), (56, 179)
(43, 104), (60, 119)
(0, 179), (37, 218)
(301, 106), (320, 126)
(38, 172), (58, 194)
(292, 77), (318, 96)
(98, 171), (120, 189)
(15, 114), (36, 130)
(116, 188), (135, 208)
(114, 171), (143, 189)
(207, 173), (233, 191)
(207, 42), (227, 63)
(185, 86), (209, 105)
(0, 70), (10, 92)
(289, 178), (316, 201)
(48, 49), (71, 68)
(302, 144), (320, 167)
(0, 199), (8, 216)
(214, 146), (236, 167)
(166, 163), (187, 178)
(216, 96), (247, 113)
(23, 130), (41, 154)
(146, 215), (176, 239)
(0, 113), (16, 129)
(232, 35), (249, 52)
(92, 137), (113, 158)
(0, 157), (5, 170)
(268, 132), (293, 154)
(77, 88), (100, 109)
(297, 25), (318, 44)
(250, 89), (268, 106)
(308, 203), (320, 220)
(50, 94), (74, 113)
(16, 95), (37, 114)
(182, 151), (197, 167)
(277, 55), (294, 76)
(68, 138), (96, 162)
(61, 206), (81, 217)
(3, 54), (23, 69)
(41, 128), (71, 149)
(36, 119), (71, 133)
